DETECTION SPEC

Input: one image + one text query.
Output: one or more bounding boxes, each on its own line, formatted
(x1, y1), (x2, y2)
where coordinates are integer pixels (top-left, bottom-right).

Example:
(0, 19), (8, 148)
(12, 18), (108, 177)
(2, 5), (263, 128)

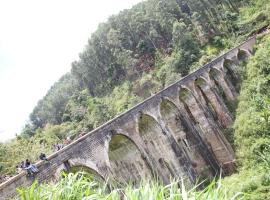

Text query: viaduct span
(0, 36), (256, 199)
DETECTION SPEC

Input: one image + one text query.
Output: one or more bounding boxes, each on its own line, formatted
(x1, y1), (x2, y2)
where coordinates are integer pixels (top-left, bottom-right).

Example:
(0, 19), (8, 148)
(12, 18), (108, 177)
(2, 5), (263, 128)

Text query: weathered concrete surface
(0, 36), (256, 199)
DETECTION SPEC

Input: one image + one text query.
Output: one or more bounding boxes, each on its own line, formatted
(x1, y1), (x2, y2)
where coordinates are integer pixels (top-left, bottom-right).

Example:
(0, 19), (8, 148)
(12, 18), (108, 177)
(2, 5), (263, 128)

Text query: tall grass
(17, 173), (108, 200)
(17, 172), (247, 200)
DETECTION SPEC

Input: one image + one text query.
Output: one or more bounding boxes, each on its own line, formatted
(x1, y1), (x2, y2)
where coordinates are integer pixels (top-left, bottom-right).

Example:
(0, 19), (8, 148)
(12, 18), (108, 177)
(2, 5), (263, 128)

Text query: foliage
(0, 123), (74, 176)
(220, 34), (270, 199)
(234, 35), (270, 168)
(30, 73), (80, 128)
(221, 167), (270, 200)
(17, 173), (245, 200)
(17, 173), (107, 200)
(28, 0), (245, 132)
(237, 0), (270, 36)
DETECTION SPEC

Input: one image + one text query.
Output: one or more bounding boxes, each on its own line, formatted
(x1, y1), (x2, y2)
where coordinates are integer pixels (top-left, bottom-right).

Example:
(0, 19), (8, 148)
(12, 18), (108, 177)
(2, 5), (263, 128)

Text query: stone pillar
(180, 112), (221, 175)
(197, 80), (233, 128)
(168, 101), (221, 176)
(153, 110), (198, 184)
(210, 68), (238, 101)
(179, 88), (235, 173)
(116, 121), (169, 183)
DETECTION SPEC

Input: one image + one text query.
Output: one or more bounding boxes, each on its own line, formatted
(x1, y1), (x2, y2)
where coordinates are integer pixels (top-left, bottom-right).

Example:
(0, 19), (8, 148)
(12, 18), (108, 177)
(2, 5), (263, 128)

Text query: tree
(172, 21), (200, 75)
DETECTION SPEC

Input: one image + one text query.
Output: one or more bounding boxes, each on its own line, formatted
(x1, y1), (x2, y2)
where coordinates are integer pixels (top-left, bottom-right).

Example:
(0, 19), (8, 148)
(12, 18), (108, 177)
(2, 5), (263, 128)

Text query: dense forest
(28, 0), (254, 132)
(1, 0), (270, 198)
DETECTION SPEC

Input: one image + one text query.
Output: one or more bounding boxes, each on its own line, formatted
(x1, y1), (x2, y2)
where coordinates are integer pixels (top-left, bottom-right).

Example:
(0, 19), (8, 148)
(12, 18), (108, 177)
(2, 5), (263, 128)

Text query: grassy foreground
(17, 173), (245, 200)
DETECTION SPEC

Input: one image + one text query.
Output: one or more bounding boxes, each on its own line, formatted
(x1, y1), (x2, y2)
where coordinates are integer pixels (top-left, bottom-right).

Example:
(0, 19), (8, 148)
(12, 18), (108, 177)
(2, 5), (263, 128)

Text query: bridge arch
(68, 165), (104, 183)
(178, 86), (231, 167)
(178, 87), (198, 124)
(160, 98), (189, 143)
(223, 58), (239, 91)
(237, 49), (250, 61)
(138, 113), (186, 182)
(195, 77), (233, 127)
(54, 158), (104, 183)
(209, 67), (224, 93)
(108, 133), (152, 184)
(194, 77), (218, 121)
(159, 98), (214, 175)
(209, 67), (222, 80)
(209, 67), (236, 102)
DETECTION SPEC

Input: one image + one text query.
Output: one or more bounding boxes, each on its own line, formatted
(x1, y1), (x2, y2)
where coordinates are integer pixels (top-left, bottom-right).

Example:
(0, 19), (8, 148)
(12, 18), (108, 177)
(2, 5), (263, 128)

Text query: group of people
(16, 159), (39, 176)
(16, 153), (49, 177)
(52, 136), (73, 152)
(52, 143), (64, 152)
(10, 133), (87, 180)
(52, 134), (86, 152)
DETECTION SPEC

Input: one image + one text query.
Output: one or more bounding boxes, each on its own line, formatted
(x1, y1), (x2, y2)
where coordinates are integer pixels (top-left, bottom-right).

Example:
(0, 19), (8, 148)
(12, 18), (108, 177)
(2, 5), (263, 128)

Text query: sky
(0, 0), (143, 142)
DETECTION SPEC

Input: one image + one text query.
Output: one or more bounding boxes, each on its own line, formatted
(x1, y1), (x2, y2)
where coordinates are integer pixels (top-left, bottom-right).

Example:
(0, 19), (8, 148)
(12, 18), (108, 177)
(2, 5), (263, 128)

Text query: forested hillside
(29, 0), (251, 131)
(0, 0), (270, 195)
(28, 0), (267, 135)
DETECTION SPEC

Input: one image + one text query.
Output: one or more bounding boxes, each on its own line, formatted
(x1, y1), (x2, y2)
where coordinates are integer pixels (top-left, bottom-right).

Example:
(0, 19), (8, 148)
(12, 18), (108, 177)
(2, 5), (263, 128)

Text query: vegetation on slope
(29, 0), (241, 131)
(17, 173), (245, 200)
(220, 33), (270, 200)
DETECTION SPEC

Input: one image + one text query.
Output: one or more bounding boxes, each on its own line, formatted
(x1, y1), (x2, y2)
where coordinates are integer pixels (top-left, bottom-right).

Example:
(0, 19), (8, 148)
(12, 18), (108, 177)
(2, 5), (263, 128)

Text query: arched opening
(160, 99), (213, 175)
(69, 165), (104, 183)
(194, 78), (218, 121)
(210, 68), (227, 99)
(179, 88), (198, 124)
(209, 68), (236, 103)
(160, 99), (189, 136)
(179, 88), (234, 173)
(237, 49), (249, 61)
(109, 134), (152, 185)
(138, 114), (185, 181)
(60, 161), (104, 184)
(223, 59), (239, 91)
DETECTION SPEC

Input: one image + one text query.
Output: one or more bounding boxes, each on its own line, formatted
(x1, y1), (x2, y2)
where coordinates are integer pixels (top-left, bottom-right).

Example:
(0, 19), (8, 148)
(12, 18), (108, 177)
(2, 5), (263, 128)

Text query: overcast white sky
(0, 0), (143, 142)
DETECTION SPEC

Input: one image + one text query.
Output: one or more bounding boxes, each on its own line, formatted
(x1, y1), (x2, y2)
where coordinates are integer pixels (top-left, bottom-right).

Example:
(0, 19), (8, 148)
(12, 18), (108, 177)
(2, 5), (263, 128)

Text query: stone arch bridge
(0, 36), (256, 199)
